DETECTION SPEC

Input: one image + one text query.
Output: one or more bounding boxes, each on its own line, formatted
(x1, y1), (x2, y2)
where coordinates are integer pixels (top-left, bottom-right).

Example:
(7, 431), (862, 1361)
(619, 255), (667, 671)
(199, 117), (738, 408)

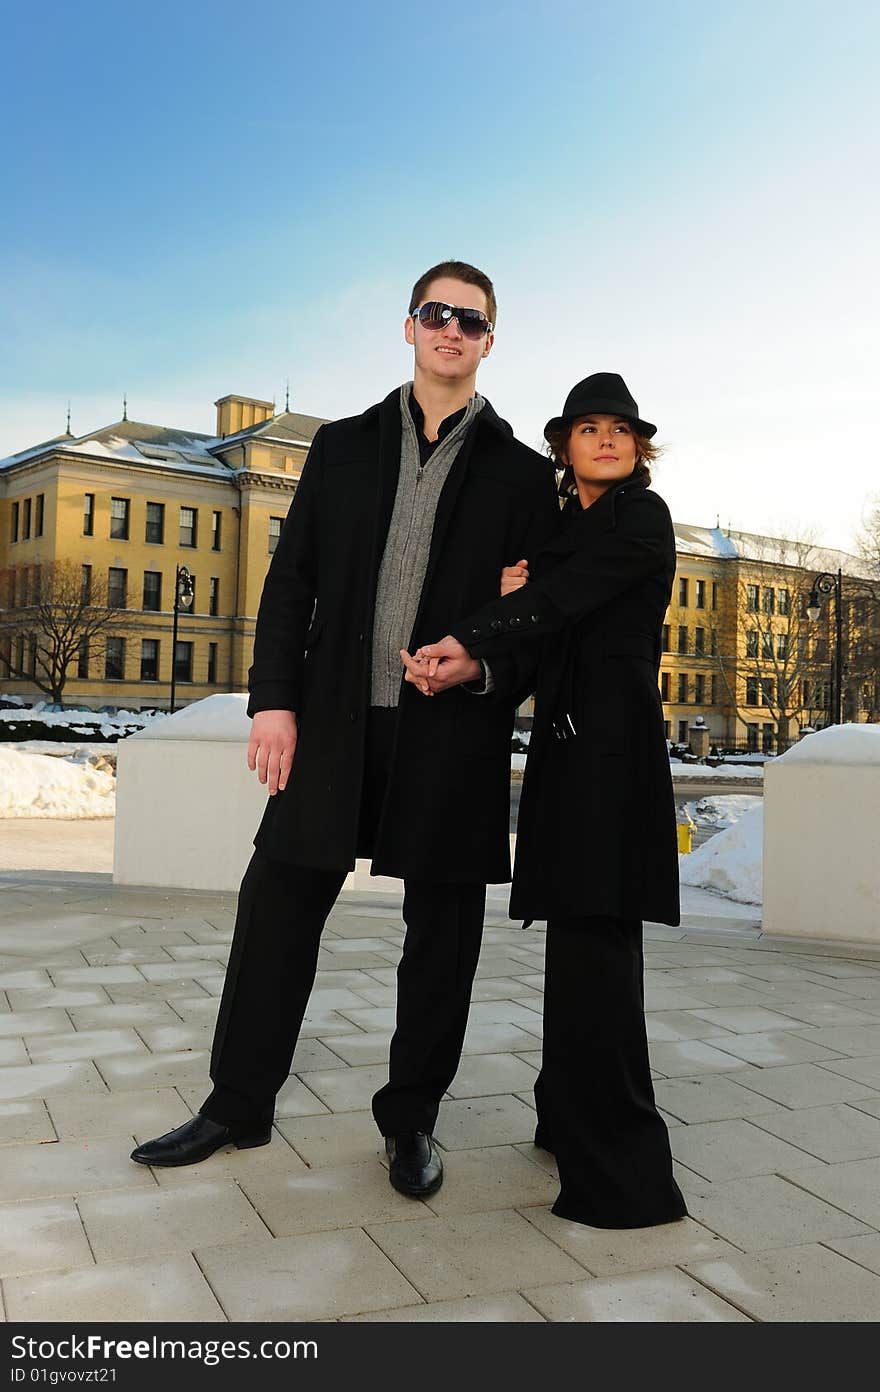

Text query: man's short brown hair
(409, 260), (497, 327)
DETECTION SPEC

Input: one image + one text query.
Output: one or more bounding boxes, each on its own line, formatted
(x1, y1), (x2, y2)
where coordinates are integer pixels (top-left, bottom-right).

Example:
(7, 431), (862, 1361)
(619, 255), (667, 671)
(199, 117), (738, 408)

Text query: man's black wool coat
(247, 386), (561, 883)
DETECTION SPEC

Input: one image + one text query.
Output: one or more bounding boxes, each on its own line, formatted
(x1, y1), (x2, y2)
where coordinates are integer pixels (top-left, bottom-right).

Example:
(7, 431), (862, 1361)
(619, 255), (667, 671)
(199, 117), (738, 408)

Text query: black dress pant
(201, 708), (486, 1136)
(535, 915), (688, 1229)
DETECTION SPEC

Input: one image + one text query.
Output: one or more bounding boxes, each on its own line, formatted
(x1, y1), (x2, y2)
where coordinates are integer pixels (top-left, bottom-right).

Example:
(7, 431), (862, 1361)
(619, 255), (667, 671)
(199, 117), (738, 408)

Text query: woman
(407, 373), (687, 1229)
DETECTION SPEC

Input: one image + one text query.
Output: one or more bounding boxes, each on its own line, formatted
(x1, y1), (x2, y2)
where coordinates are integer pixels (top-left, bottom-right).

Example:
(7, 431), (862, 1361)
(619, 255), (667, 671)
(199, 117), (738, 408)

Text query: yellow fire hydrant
(677, 814), (696, 854)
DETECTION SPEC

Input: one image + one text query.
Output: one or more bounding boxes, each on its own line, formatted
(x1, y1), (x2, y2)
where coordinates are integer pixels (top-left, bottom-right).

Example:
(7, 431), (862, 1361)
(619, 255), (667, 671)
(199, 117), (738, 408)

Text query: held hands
(247, 709), (298, 795)
(401, 639), (480, 695)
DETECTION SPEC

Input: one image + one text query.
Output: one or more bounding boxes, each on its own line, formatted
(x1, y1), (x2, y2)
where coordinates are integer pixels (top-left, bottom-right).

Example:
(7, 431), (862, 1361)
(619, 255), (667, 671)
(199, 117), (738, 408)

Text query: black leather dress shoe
(130, 1114), (272, 1167)
(385, 1131), (443, 1197)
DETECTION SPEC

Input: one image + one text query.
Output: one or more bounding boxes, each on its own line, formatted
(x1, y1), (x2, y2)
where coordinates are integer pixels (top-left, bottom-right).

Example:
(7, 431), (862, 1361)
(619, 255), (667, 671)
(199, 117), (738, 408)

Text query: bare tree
(0, 560), (141, 705)
(712, 533), (824, 753)
(851, 497), (880, 722)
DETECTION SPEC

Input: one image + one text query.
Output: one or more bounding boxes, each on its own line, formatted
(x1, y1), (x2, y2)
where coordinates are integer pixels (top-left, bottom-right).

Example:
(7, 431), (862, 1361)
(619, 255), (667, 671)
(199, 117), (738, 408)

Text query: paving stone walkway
(2, 869), (880, 1322)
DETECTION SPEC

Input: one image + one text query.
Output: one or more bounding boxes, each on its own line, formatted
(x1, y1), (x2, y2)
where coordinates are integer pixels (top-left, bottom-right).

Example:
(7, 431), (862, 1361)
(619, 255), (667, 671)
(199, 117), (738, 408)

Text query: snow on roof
(674, 522), (873, 579)
(777, 723), (880, 767)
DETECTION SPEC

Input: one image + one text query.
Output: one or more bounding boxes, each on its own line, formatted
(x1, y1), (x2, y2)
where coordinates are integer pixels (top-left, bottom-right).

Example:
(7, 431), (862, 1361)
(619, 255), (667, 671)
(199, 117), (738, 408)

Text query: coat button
(470, 627), (482, 637)
(349, 710), (358, 722)
(530, 614), (541, 623)
(509, 616), (522, 626)
(358, 632), (364, 643)
(490, 619), (504, 630)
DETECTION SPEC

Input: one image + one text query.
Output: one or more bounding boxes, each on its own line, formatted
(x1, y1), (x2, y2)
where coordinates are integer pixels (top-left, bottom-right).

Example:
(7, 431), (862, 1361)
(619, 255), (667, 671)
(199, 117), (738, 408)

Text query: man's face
(404, 276), (495, 383)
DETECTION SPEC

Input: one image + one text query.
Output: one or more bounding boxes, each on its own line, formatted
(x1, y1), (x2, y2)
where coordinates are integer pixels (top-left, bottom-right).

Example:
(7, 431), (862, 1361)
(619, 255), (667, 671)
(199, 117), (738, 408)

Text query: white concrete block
(763, 726), (880, 944)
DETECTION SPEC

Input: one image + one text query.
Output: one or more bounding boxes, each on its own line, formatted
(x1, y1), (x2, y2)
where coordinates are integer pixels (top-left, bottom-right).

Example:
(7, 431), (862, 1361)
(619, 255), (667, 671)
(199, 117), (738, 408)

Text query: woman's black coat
(450, 475), (680, 926)
(246, 387), (560, 883)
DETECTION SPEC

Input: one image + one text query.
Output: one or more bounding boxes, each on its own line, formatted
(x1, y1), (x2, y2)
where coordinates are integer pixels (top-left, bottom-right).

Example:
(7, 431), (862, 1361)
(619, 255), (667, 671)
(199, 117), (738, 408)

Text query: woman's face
(566, 414), (637, 490)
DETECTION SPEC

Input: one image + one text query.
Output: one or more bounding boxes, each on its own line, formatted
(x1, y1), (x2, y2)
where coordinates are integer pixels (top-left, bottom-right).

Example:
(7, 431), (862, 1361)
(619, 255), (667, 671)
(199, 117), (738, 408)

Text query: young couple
(132, 259), (687, 1230)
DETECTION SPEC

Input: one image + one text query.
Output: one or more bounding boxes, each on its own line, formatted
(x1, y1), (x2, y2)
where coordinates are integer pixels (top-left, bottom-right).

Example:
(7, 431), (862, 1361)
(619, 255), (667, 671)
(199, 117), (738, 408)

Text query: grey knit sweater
(370, 384), (484, 706)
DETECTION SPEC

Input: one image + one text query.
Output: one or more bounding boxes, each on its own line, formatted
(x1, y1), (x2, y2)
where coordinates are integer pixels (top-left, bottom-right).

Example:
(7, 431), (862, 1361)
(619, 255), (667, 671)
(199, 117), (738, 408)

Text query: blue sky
(2, 0), (878, 549)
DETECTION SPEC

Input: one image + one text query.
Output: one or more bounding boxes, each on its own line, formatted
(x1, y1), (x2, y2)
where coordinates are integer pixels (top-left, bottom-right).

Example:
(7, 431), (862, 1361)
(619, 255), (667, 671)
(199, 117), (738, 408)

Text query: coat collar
(366, 385), (513, 439)
(542, 471), (649, 558)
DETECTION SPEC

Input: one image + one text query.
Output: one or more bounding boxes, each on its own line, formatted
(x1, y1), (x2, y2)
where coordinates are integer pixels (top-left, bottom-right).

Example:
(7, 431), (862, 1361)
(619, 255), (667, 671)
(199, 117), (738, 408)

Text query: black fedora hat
(544, 372), (656, 441)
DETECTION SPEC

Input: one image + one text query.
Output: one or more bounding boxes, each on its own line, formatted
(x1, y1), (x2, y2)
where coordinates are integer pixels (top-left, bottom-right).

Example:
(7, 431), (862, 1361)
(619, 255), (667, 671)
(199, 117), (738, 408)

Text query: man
(131, 260), (559, 1197)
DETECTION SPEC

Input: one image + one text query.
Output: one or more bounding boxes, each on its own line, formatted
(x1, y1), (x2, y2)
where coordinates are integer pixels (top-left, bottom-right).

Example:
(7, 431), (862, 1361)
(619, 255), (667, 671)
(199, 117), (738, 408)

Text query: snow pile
(129, 693), (249, 741)
(680, 802), (763, 905)
(0, 747), (115, 818)
(777, 723), (880, 767)
(683, 794), (761, 833)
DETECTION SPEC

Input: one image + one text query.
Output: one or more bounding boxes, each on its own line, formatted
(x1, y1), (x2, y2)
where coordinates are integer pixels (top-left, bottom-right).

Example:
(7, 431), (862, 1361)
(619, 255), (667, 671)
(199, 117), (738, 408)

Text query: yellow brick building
(2, 396), (878, 744)
(0, 394), (325, 709)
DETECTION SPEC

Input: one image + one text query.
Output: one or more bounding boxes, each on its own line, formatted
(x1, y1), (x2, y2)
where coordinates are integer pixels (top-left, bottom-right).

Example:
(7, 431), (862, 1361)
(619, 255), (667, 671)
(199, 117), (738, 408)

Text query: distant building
(0, 394), (326, 708)
(2, 398), (878, 747)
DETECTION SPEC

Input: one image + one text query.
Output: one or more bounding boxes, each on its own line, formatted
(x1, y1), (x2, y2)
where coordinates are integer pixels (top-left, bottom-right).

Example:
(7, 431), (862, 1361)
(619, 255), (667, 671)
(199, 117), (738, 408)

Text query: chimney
(214, 394), (274, 438)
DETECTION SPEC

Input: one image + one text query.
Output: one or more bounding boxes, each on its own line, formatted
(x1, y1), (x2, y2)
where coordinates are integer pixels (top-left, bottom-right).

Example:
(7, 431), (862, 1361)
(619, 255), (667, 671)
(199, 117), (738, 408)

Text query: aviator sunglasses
(411, 301), (494, 340)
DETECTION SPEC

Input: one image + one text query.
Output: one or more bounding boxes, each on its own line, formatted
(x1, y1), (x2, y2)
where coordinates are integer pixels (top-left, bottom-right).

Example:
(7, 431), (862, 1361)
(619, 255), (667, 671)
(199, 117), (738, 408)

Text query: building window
(761, 677), (774, 706)
(763, 587), (775, 615)
(778, 588), (790, 615)
(694, 626), (706, 655)
(180, 507), (197, 548)
(694, 674), (706, 704)
(145, 502), (165, 544)
(677, 672), (688, 703)
(777, 632), (789, 660)
(761, 632), (774, 659)
(23, 497), (32, 539)
(746, 631), (758, 658)
(207, 642), (218, 684)
(661, 671), (670, 701)
(110, 497), (130, 540)
(77, 640), (89, 679)
(710, 674), (718, 704)
(663, 720), (671, 740)
(142, 571), (162, 611)
(83, 494), (94, 536)
(747, 677), (759, 705)
(814, 637), (828, 661)
(174, 641), (193, 682)
(762, 724), (776, 754)
(209, 577), (219, 616)
(11, 500), (20, 542)
(269, 516), (283, 555)
(108, 567), (127, 609)
(710, 629), (717, 655)
(712, 582), (718, 611)
(140, 639), (159, 682)
(661, 624), (670, 653)
(747, 584), (759, 612)
(678, 577), (689, 607)
(212, 511), (222, 551)
(678, 720), (688, 744)
(747, 723), (759, 751)
(35, 494), (44, 537)
(81, 565), (92, 604)
(696, 579), (706, 609)
(105, 637), (125, 681)
(802, 679), (811, 706)
(677, 625), (688, 654)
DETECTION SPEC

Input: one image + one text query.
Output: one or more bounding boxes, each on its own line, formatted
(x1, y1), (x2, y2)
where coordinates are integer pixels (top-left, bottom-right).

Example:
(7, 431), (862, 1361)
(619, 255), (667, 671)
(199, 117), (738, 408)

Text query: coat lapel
(370, 389), (403, 583)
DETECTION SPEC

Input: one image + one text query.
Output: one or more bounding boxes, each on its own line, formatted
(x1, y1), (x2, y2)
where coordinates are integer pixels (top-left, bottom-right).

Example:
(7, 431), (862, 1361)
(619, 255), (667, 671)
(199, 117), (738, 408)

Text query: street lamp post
(806, 569), (843, 726)
(169, 564), (194, 714)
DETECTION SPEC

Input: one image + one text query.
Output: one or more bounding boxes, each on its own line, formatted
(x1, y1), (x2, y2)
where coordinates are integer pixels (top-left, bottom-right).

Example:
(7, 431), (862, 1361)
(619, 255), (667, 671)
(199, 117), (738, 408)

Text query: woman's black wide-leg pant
(534, 914), (687, 1228)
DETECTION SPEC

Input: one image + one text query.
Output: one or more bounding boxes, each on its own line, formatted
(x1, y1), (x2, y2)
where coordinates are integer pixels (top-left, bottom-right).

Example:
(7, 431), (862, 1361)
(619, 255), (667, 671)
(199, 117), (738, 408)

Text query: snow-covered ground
(0, 747), (116, 818)
(0, 700), (163, 735)
(680, 802), (763, 905)
(670, 760), (763, 781)
(683, 794), (761, 833)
